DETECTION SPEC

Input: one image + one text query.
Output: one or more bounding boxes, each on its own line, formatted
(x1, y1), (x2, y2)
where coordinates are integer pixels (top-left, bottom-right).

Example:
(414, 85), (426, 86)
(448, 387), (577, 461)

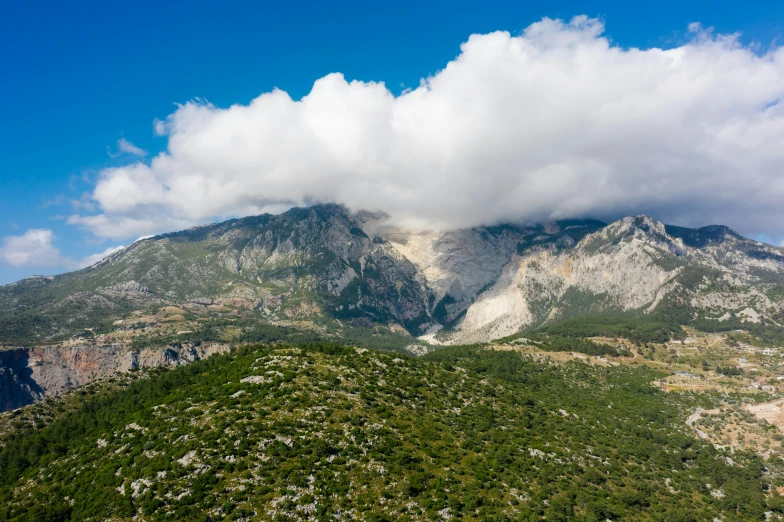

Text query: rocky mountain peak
(593, 214), (667, 240)
(575, 214), (683, 257)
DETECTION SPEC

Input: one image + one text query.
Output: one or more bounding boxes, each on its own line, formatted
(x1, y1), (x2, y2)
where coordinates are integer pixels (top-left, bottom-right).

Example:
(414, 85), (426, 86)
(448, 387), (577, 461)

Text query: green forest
(0, 341), (777, 521)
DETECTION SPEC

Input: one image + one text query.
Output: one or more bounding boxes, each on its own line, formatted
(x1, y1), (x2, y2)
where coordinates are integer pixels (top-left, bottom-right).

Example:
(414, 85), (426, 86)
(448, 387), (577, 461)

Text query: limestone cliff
(0, 343), (229, 411)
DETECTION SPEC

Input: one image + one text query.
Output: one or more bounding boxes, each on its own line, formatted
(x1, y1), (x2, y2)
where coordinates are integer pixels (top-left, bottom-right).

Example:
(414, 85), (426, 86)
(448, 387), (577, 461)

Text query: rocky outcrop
(0, 343), (229, 412)
(99, 280), (150, 294)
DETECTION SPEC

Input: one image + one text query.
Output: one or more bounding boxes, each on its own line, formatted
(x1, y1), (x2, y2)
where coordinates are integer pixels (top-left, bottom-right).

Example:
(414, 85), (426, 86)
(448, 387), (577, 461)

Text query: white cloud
(107, 138), (146, 158)
(0, 229), (125, 270)
(71, 16), (784, 239)
(117, 138), (146, 157)
(66, 213), (191, 241)
(0, 229), (66, 268)
(70, 192), (96, 212)
(153, 119), (166, 136)
(76, 245), (125, 268)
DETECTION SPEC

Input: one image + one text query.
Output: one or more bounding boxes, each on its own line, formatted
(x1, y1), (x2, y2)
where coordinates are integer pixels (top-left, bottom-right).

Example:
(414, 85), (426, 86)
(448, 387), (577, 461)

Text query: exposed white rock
(177, 451), (198, 467)
(240, 375), (270, 385)
(456, 256), (534, 343)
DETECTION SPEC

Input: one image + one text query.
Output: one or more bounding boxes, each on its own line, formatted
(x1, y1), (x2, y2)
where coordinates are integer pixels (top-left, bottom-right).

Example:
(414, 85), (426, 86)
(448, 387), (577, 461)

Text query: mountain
(0, 205), (430, 346)
(2, 204), (784, 348)
(432, 215), (784, 343)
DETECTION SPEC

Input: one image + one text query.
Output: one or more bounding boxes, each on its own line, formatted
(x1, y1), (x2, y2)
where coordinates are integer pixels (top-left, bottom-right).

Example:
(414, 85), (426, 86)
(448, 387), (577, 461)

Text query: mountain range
(1, 203), (783, 348)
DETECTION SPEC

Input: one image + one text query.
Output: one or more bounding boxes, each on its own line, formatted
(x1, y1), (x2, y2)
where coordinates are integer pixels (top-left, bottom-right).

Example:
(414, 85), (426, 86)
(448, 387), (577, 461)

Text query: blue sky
(2, 0), (784, 285)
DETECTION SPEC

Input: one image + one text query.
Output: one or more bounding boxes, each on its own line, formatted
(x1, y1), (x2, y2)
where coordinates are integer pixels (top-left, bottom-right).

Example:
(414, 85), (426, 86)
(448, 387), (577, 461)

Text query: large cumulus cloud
(0, 229), (124, 269)
(70, 16), (784, 240)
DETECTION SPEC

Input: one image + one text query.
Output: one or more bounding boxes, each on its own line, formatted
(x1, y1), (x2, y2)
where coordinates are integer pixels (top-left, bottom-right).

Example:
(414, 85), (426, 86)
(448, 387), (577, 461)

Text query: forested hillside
(0, 343), (776, 521)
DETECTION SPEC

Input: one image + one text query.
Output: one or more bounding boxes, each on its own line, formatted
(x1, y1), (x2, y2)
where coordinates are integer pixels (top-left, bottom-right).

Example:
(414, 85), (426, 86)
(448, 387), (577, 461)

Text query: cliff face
(0, 349), (44, 411)
(0, 343), (229, 412)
